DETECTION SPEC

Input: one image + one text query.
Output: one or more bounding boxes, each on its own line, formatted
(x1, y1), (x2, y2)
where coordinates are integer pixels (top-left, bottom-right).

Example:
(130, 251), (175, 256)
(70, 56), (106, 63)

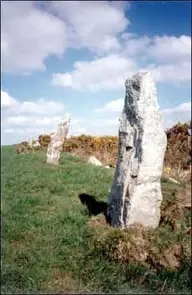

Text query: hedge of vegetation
(16, 121), (191, 170)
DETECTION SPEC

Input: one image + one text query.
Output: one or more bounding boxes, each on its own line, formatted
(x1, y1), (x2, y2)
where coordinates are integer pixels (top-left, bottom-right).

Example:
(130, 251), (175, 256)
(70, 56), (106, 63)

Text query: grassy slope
(1, 146), (191, 294)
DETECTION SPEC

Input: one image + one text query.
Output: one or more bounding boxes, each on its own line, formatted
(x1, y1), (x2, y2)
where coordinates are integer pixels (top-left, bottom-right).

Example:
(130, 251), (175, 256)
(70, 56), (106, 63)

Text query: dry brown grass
(92, 221), (190, 272)
(160, 189), (184, 231)
(11, 232), (37, 249)
(177, 184), (191, 208)
(173, 167), (191, 183)
(41, 269), (79, 293)
(163, 165), (191, 185)
(89, 185), (191, 273)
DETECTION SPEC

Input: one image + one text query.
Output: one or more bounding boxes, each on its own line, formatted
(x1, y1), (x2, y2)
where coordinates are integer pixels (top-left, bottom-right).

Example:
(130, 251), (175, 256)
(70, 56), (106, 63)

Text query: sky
(1, 1), (191, 145)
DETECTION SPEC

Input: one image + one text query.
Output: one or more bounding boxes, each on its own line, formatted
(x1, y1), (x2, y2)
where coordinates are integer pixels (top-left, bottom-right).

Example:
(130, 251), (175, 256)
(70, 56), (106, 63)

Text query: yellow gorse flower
(164, 167), (171, 175)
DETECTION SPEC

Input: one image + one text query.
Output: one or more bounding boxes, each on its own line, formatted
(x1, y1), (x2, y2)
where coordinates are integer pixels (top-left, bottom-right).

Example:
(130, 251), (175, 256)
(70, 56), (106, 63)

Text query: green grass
(1, 146), (191, 294)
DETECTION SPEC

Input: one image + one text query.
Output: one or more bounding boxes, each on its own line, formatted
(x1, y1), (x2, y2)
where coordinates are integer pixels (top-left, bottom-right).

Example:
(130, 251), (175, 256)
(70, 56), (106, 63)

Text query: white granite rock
(168, 177), (180, 184)
(107, 72), (167, 228)
(88, 156), (103, 166)
(46, 115), (70, 164)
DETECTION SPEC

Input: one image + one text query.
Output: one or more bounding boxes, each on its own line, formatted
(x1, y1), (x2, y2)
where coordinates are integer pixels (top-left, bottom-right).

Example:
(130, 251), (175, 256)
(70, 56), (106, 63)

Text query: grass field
(1, 146), (191, 294)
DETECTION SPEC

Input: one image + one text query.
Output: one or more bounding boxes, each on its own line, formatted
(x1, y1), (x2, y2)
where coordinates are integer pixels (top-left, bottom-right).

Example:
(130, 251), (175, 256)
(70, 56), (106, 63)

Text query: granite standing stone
(107, 72), (167, 228)
(46, 115), (70, 164)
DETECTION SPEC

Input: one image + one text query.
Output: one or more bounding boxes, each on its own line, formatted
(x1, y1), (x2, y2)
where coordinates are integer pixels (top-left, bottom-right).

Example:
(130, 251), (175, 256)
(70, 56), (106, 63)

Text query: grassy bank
(1, 146), (191, 294)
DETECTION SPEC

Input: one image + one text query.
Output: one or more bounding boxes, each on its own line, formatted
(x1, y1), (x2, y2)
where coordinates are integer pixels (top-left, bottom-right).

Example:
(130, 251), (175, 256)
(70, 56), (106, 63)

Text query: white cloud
(1, 90), (68, 144)
(3, 128), (22, 134)
(2, 116), (86, 136)
(120, 33), (151, 57)
(1, 1), (191, 87)
(92, 118), (119, 127)
(52, 55), (136, 91)
(140, 62), (191, 84)
(1, 90), (121, 144)
(1, 1), (129, 73)
(92, 100), (191, 134)
(94, 99), (191, 126)
(68, 118), (120, 137)
(4, 115), (63, 127)
(132, 35), (191, 84)
(94, 99), (124, 112)
(120, 34), (191, 64)
(147, 35), (191, 64)
(3, 127), (44, 134)
(51, 31), (191, 90)
(1, 90), (191, 145)
(162, 102), (191, 115)
(1, 1), (67, 73)
(12, 99), (65, 115)
(69, 127), (87, 136)
(162, 102), (191, 128)
(95, 99), (191, 128)
(90, 101), (191, 134)
(1, 91), (65, 115)
(1, 90), (18, 108)
(1, 90), (90, 145)
(48, 1), (129, 54)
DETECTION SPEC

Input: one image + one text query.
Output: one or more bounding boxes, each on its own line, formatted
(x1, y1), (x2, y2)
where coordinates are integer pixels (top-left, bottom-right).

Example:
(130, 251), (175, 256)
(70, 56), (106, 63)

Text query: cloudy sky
(1, 1), (191, 145)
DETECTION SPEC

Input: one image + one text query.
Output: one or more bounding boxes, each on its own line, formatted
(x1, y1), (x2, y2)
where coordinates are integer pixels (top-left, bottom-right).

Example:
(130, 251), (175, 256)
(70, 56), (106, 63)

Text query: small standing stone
(107, 72), (167, 229)
(46, 115), (70, 165)
(88, 156), (103, 166)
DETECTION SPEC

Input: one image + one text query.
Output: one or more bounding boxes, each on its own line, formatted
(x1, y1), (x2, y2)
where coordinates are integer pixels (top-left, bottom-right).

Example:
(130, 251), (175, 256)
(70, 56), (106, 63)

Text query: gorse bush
(164, 121), (191, 169)
(20, 141), (30, 147)
(64, 135), (118, 167)
(38, 134), (51, 147)
(18, 121), (191, 169)
(16, 141), (34, 154)
(16, 141), (42, 154)
(64, 135), (118, 152)
(63, 122), (191, 169)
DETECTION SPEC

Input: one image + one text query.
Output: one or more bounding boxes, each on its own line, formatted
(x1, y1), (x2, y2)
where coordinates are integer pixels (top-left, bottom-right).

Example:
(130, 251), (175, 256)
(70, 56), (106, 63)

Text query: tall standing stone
(46, 115), (70, 165)
(107, 72), (167, 228)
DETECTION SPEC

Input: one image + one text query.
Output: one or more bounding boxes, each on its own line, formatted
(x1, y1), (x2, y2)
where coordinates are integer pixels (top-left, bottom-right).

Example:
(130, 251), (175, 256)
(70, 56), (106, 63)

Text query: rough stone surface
(88, 156), (103, 166)
(46, 115), (70, 165)
(107, 72), (167, 229)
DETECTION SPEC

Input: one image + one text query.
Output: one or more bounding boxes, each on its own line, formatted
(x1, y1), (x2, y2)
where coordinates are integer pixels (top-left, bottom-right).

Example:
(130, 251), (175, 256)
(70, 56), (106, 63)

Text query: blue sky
(1, 1), (191, 145)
